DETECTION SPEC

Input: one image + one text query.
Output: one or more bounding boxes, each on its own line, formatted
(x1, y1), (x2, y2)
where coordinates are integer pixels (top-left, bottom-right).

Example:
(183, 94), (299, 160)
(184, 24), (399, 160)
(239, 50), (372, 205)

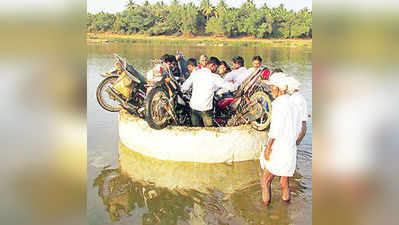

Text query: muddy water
(87, 42), (312, 225)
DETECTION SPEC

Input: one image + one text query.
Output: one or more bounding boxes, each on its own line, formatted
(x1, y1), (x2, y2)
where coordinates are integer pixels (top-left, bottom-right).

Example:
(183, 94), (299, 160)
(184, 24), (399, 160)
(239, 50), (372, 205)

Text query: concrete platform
(118, 110), (268, 163)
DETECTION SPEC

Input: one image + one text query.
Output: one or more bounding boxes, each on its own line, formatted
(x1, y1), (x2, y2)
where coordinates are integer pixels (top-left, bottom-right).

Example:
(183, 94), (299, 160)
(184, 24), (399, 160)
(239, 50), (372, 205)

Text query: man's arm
(264, 138), (275, 161)
(181, 74), (193, 93)
(214, 75), (234, 93)
(297, 95), (308, 145)
(223, 70), (236, 83)
(296, 121), (307, 145)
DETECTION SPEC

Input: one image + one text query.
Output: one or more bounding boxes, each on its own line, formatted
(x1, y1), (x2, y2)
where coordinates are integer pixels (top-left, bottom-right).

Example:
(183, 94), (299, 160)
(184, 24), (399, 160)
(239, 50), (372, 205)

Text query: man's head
(168, 55), (178, 66)
(272, 68), (283, 74)
(285, 76), (301, 94)
(187, 58), (198, 73)
(232, 56), (244, 70)
(199, 55), (208, 67)
(218, 61), (231, 76)
(252, 56), (262, 70)
(206, 56), (221, 73)
(267, 77), (288, 98)
(269, 72), (287, 82)
(161, 54), (172, 69)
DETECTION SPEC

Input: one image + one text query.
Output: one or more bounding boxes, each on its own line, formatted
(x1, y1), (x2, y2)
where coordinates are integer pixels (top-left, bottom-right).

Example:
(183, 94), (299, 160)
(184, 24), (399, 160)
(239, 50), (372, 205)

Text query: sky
(87, 0), (312, 14)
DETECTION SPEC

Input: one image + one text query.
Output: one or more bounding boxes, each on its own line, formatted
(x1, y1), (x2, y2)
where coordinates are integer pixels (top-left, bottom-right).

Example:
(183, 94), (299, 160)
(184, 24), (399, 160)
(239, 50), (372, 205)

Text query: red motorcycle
(213, 66), (273, 131)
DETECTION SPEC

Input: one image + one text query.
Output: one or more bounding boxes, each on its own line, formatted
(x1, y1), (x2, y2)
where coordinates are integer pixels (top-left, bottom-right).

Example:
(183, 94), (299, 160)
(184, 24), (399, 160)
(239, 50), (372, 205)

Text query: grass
(87, 32), (312, 48)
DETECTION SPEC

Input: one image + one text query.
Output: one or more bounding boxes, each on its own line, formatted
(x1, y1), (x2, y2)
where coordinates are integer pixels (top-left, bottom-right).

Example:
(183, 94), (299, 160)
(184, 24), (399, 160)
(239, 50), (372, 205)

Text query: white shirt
(259, 94), (297, 176)
(246, 67), (256, 75)
(181, 68), (234, 111)
(290, 91), (308, 137)
(223, 67), (250, 90)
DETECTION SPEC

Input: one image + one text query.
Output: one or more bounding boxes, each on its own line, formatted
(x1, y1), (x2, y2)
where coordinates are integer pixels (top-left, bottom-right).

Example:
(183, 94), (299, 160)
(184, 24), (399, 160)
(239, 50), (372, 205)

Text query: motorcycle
(144, 64), (191, 129)
(145, 66), (273, 131)
(96, 54), (147, 117)
(214, 66), (273, 131)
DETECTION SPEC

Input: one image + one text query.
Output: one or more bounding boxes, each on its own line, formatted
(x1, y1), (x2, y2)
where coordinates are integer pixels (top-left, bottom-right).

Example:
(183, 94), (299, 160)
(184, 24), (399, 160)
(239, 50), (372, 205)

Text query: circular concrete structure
(118, 110), (268, 163)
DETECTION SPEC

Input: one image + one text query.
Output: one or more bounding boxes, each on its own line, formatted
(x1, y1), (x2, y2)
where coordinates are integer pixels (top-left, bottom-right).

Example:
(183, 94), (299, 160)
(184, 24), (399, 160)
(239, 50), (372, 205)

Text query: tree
(87, 1), (312, 39)
(206, 0), (239, 37)
(125, 0), (137, 11)
(215, 0), (227, 18)
(181, 3), (201, 35)
(165, 0), (183, 34)
(200, 0), (214, 20)
(205, 17), (224, 36)
(89, 12), (115, 32)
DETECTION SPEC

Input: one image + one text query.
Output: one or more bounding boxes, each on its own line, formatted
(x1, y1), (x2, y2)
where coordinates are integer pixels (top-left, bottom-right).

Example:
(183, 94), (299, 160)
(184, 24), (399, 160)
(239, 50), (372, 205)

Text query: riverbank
(87, 33), (312, 48)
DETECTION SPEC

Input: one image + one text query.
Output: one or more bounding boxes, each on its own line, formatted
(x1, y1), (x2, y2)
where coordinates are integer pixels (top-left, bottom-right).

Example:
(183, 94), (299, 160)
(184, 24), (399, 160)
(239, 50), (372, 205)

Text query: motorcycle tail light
(261, 69), (270, 80)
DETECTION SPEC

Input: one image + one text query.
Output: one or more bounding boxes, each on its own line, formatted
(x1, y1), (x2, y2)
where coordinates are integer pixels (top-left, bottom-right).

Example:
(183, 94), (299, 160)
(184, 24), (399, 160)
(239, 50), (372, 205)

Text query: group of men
(147, 52), (309, 205)
(147, 53), (269, 127)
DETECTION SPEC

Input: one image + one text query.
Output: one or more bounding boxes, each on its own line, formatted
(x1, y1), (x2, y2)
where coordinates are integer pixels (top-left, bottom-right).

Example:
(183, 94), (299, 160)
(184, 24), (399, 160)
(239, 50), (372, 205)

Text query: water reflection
(93, 143), (308, 225)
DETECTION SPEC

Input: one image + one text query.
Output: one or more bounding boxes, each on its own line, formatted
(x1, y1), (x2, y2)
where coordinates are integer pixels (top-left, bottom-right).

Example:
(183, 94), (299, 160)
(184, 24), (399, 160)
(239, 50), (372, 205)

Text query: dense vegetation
(87, 0), (312, 39)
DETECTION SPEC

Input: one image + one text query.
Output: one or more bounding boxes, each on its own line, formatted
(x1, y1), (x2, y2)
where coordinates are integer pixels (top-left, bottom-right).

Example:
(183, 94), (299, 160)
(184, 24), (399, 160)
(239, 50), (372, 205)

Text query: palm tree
(200, 0), (214, 20)
(215, 0), (227, 18)
(125, 0), (136, 11)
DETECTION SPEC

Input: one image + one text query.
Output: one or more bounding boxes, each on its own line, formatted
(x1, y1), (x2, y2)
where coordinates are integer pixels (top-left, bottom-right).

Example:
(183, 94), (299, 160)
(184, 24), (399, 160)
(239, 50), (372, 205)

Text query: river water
(87, 42), (312, 225)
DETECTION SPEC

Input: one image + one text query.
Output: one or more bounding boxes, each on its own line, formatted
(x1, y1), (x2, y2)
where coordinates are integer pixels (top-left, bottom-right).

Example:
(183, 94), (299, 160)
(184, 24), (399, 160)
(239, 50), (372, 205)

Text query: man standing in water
(260, 76), (297, 205)
(181, 57), (234, 127)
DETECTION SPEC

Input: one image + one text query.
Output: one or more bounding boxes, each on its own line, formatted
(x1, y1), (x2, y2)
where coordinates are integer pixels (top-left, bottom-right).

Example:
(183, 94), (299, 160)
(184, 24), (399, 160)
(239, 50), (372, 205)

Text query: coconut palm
(125, 0), (136, 11)
(200, 0), (214, 20)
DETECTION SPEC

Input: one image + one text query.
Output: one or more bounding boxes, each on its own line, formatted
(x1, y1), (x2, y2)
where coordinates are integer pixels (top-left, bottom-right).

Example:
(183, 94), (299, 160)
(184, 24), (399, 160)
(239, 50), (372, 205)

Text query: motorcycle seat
(217, 97), (236, 109)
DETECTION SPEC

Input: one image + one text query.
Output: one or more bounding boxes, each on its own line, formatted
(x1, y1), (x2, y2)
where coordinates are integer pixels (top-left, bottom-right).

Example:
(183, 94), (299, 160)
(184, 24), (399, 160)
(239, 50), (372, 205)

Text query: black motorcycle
(144, 67), (191, 129)
(96, 54), (147, 117)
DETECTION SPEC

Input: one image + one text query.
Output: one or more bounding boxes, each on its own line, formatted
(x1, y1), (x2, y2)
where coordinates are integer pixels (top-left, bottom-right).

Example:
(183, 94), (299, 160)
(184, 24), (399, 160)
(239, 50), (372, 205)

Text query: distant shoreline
(87, 33), (312, 48)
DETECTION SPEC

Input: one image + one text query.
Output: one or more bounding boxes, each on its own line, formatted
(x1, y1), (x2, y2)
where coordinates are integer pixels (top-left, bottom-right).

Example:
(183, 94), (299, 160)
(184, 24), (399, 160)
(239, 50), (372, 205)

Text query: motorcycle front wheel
(250, 91), (273, 131)
(96, 76), (122, 112)
(144, 87), (170, 130)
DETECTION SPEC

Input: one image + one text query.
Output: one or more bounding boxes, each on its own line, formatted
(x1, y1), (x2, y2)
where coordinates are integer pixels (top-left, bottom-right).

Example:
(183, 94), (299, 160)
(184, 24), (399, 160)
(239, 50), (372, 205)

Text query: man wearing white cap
(260, 76), (298, 205)
(268, 72), (287, 81)
(286, 76), (308, 145)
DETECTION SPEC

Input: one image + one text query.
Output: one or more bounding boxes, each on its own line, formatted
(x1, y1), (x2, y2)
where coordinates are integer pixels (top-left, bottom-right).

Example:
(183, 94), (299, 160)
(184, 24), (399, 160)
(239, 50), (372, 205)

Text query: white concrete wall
(118, 111), (268, 163)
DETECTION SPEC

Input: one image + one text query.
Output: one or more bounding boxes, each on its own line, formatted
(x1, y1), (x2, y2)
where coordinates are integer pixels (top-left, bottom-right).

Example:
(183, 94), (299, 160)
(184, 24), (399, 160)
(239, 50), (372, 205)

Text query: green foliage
(113, 7), (155, 34)
(88, 12), (115, 32)
(181, 3), (201, 35)
(87, 1), (312, 39)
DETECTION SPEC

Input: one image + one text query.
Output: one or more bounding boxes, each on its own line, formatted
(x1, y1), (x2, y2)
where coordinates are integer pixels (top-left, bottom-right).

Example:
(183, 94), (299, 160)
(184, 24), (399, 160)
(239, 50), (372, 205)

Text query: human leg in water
(280, 176), (290, 202)
(261, 169), (275, 206)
